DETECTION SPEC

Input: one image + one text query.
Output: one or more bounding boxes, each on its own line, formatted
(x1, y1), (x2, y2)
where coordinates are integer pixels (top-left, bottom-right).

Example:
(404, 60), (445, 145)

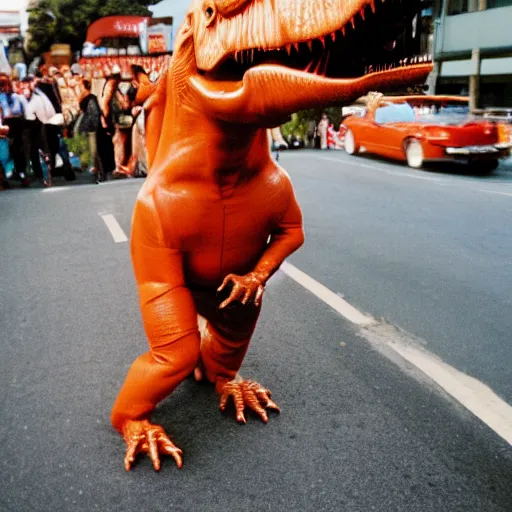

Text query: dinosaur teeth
(319, 36), (325, 48)
(360, 7), (365, 20)
(350, 17), (356, 29)
(293, 42), (300, 52)
(331, 32), (336, 42)
(285, 44), (292, 56)
(307, 40), (313, 52)
(369, 0), (376, 13)
(304, 59), (316, 73)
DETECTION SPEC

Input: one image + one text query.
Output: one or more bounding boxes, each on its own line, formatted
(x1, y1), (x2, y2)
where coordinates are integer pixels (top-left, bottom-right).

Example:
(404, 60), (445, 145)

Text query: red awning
(85, 16), (148, 45)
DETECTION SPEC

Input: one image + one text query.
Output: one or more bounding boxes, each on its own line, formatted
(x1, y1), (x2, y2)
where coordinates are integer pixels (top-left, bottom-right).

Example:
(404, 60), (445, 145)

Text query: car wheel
(344, 129), (359, 155)
(405, 138), (424, 169)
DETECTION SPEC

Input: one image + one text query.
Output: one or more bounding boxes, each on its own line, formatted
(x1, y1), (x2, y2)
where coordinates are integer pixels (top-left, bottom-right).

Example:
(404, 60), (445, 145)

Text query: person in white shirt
(21, 76), (75, 185)
(20, 77), (55, 185)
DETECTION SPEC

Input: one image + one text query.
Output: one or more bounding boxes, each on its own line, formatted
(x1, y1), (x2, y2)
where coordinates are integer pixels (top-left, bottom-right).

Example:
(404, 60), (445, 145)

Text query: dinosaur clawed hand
(122, 419), (183, 472)
(218, 272), (265, 309)
(219, 379), (280, 424)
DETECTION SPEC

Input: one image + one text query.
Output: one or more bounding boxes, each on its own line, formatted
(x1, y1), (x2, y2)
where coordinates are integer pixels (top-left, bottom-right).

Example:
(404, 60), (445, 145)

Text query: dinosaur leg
(194, 290), (280, 424)
(111, 333), (200, 471)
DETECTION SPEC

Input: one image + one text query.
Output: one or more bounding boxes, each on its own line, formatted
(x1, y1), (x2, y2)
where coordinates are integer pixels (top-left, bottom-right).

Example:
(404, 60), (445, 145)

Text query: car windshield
(374, 103), (416, 124)
(374, 102), (473, 125)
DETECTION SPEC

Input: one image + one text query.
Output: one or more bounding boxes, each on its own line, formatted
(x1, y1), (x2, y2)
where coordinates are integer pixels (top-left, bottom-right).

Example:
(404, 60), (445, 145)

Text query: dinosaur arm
(216, 173), (304, 311)
(111, 197), (200, 432)
(253, 175), (305, 283)
(139, 76), (167, 169)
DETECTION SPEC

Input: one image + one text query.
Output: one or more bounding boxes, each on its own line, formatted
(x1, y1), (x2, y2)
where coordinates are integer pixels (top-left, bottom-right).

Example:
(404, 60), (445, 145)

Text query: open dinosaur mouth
(202, 0), (431, 82)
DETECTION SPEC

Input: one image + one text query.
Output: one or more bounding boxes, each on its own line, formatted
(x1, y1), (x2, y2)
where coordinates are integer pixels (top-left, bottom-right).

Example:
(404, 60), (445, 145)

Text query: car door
(374, 104), (415, 159)
(355, 109), (380, 153)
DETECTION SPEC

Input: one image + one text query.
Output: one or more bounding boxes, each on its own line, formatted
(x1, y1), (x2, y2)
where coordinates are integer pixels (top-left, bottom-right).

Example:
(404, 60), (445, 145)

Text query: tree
(26, 0), (157, 60)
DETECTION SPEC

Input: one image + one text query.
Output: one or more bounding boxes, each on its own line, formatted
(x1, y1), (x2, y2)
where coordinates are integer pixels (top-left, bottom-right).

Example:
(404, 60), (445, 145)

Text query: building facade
(430, 0), (512, 109)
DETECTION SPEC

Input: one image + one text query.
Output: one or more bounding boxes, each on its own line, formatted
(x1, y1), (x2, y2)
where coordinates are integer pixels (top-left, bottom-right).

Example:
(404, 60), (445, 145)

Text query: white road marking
(101, 214), (128, 243)
(281, 261), (512, 446)
(386, 334), (512, 445)
(479, 189), (512, 198)
(281, 262), (376, 326)
(41, 186), (71, 192)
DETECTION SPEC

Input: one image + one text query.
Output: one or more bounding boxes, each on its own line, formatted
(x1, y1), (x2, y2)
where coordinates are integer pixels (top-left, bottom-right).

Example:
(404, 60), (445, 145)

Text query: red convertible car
(342, 95), (511, 172)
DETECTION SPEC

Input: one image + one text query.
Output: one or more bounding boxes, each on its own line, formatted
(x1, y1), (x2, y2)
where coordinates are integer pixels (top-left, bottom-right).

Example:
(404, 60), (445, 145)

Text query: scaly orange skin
(111, 0), (433, 471)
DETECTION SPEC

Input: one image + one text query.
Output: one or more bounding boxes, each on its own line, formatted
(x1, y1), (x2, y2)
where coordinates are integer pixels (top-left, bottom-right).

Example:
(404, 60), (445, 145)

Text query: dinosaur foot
(219, 379), (280, 424)
(122, 419), (183, 472)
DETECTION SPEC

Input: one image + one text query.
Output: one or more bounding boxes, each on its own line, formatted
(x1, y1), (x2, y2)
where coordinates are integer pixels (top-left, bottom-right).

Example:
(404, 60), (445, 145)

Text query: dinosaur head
(177, 0), (433, 126)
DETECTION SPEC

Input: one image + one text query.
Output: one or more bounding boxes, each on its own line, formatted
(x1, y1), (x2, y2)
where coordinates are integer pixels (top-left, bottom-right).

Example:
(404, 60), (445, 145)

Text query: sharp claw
(266, 400), (280, 412)
(219, 394), (229, 410)
(159, 438), (184, 468)
(147, 430), (162, 471)
(172, 451), (183, 469)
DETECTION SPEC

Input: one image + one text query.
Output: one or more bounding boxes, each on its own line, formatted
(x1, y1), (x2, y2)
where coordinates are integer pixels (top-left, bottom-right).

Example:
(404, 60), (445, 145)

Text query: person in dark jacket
(35, 71), (74, 182)
(78, 80), (103, 182)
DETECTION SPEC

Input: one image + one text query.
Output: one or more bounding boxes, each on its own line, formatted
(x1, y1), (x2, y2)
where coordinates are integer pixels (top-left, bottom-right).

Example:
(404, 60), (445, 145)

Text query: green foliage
(65, 134), (91, 168)
(27, 0), (156, 60)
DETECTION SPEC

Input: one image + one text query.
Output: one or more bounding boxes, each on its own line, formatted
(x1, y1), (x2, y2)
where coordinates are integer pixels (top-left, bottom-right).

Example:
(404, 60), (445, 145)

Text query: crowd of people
(1, 56), (349, 191)
(0, 59), (160, 190)
(312, 113), (346, 150)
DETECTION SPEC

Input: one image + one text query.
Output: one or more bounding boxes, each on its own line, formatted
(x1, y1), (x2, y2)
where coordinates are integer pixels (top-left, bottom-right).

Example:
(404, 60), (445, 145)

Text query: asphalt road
(1, 157), (511, 512)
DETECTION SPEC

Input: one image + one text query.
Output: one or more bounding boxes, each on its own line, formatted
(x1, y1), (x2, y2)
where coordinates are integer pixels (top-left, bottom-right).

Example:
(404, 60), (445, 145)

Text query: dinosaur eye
(205, 6), (214, 18)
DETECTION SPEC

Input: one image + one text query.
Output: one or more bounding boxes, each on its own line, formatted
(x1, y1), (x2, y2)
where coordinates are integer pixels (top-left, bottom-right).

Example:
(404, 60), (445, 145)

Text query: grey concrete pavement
(1, 167), (511, 511)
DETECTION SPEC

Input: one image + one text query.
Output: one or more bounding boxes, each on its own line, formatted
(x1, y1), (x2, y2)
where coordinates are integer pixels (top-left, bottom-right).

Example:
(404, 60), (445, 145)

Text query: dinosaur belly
(178, 199), (274, 288)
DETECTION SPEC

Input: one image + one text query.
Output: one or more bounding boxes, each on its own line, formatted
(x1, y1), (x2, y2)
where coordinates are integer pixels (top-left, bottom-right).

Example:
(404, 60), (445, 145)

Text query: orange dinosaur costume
(111, 0), (433, 471)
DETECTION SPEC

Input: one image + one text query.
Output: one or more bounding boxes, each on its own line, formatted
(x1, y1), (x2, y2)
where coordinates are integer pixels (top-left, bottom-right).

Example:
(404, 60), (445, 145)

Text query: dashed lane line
(281, 261), (512, 447)
(101, 214), (128, 243)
